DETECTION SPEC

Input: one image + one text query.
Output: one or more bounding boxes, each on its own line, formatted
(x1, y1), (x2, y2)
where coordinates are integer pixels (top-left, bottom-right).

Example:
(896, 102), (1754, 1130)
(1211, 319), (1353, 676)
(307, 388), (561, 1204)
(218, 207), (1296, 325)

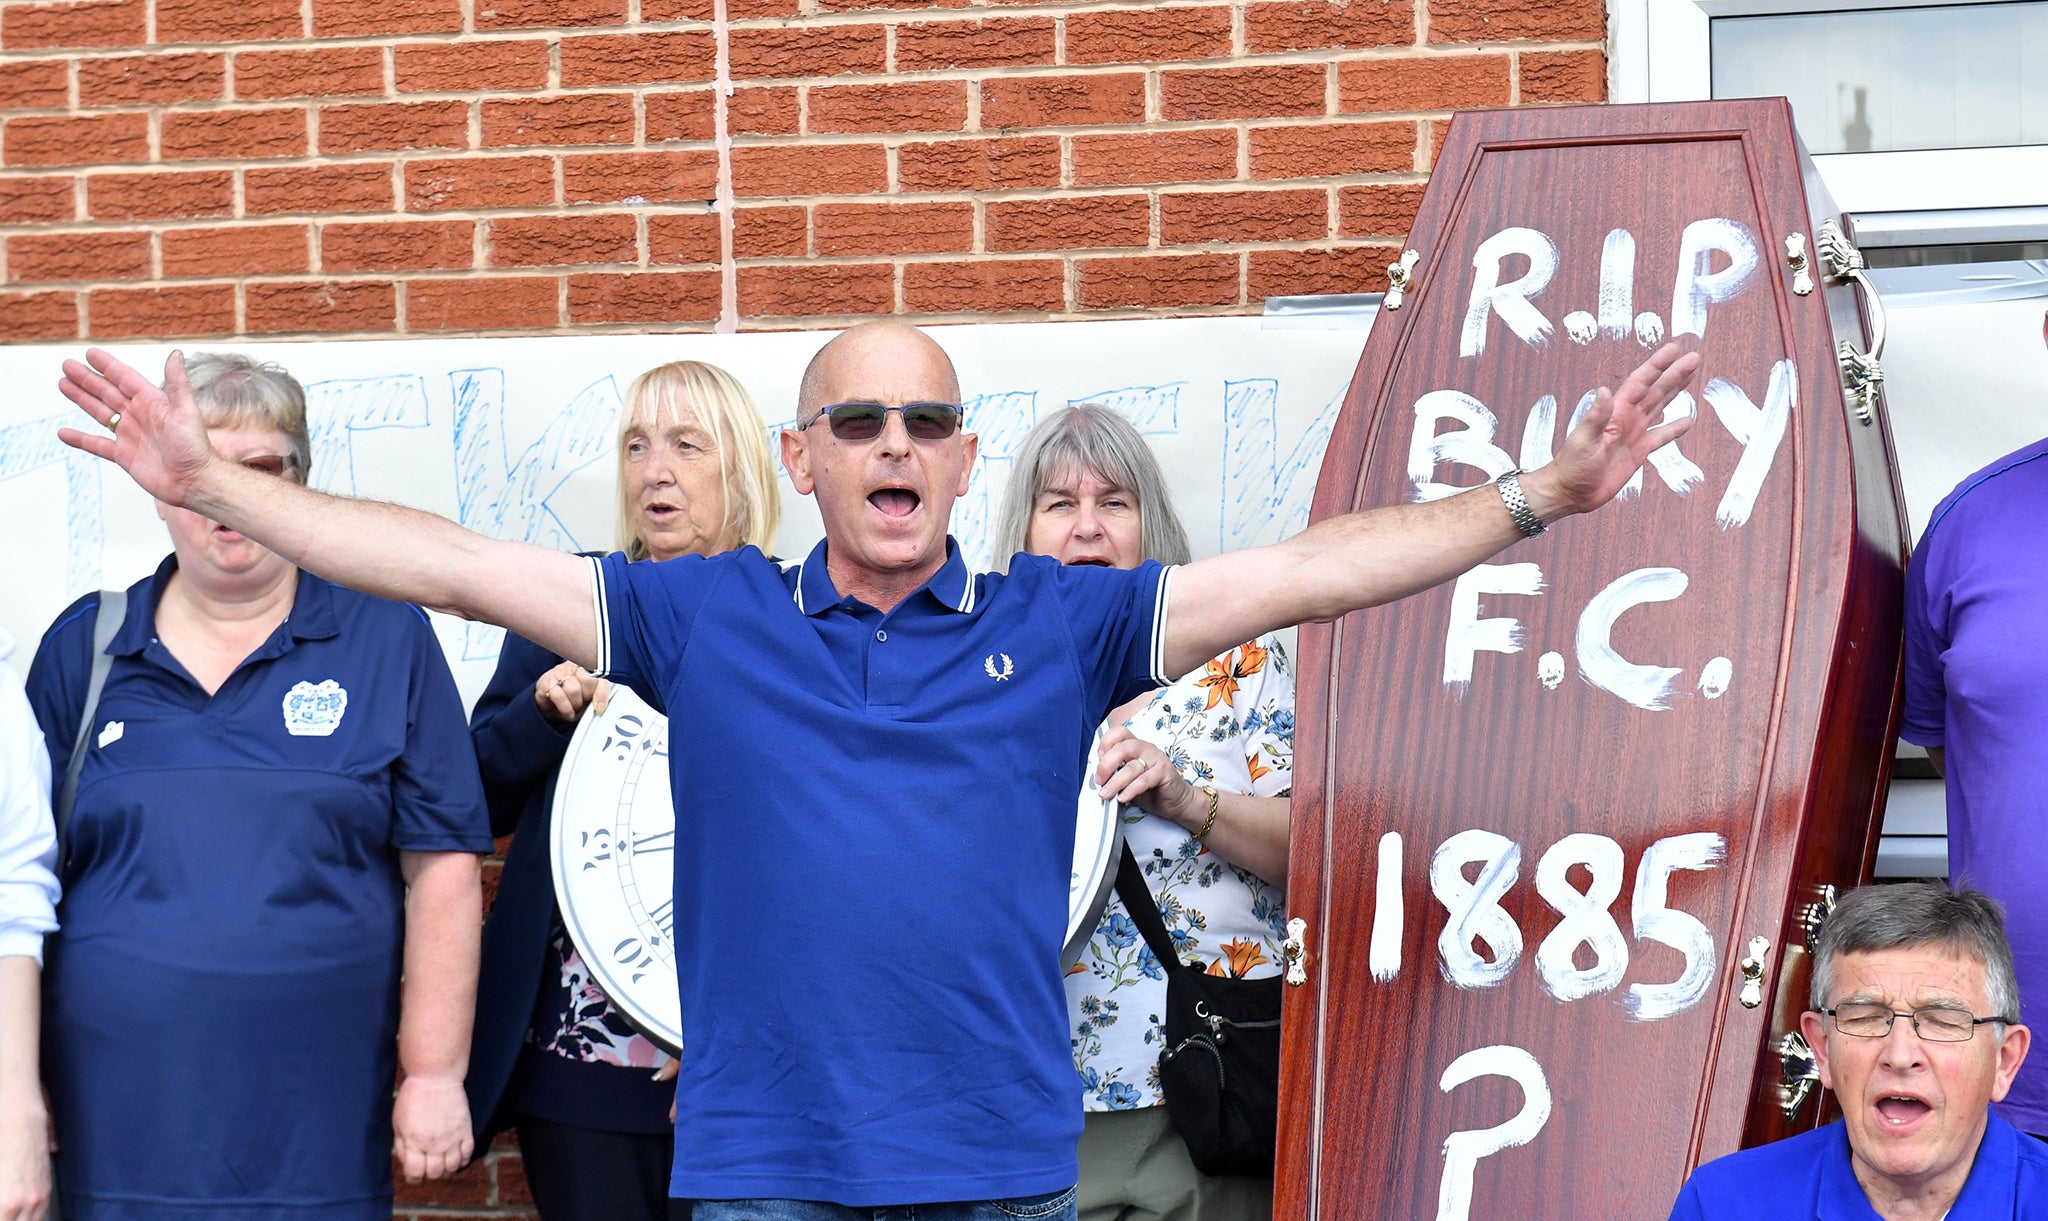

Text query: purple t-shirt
(1902, 434), (2048, 1135)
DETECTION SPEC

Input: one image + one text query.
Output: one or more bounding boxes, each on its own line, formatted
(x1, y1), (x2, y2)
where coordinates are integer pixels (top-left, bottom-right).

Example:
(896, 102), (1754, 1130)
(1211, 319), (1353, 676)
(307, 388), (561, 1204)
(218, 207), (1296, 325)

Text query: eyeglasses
(1824, 1002), (2010, 1042)
(237, 454), (299, 480)
(800, 400), (962, 443)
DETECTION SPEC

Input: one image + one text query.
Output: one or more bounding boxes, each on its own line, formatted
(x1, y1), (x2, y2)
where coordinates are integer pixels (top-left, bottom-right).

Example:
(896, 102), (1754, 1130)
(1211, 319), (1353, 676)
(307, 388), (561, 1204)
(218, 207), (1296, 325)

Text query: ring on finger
(107, 412), (121, 432)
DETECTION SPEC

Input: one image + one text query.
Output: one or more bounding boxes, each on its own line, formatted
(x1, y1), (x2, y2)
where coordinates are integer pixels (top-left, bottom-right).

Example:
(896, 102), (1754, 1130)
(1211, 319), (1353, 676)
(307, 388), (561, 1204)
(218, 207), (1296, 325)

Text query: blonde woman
(465, 361), (780, 1221)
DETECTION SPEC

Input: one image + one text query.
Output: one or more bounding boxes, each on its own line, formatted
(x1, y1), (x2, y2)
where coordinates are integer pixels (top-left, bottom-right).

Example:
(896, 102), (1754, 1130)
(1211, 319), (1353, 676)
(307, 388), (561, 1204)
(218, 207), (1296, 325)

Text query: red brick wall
(3, 0), (1604, 1214)
(0, 0), (1605, 343)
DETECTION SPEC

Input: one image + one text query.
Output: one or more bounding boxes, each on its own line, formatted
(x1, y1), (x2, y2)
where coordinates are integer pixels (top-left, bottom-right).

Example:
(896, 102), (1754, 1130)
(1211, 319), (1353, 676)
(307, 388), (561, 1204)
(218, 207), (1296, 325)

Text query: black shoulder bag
(1114, 842), (1282, 1177)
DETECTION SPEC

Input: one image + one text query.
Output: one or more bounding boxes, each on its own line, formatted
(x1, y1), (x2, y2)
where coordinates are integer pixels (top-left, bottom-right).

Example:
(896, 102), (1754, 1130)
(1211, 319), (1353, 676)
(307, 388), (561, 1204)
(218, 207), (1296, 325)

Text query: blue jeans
(690, 1187), (1078, 1221)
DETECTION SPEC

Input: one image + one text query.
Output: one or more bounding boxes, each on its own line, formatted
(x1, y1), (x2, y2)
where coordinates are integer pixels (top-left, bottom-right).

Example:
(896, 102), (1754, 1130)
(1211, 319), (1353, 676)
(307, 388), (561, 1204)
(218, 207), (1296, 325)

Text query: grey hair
(183, 352), (311, 481)
(1809, 883), (2021, 1023)
(990, 403), (1192, 572)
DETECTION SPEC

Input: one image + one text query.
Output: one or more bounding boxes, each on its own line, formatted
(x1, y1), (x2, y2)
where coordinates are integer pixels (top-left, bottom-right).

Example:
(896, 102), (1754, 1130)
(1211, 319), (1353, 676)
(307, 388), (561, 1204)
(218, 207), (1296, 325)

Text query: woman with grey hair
(993, 404), (1292, 1220)
(25, 352), (492, 1219)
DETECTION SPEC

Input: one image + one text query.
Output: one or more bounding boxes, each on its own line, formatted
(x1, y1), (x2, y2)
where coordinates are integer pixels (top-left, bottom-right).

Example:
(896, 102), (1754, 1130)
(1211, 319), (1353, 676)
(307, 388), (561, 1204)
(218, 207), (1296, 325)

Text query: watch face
(552, 687), (1123, 1053)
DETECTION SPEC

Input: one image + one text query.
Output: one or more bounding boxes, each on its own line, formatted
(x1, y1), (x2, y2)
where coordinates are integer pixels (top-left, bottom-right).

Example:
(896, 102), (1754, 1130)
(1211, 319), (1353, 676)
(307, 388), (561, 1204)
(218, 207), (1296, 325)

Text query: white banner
(0, 316), (1372, 702)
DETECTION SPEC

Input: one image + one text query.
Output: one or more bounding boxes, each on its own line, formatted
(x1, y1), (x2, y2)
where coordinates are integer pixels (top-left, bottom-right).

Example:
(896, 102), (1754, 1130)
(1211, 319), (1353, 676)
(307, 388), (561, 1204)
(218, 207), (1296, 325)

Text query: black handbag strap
(57, 588), (126, 859)
(1114, 842), (1190, 977)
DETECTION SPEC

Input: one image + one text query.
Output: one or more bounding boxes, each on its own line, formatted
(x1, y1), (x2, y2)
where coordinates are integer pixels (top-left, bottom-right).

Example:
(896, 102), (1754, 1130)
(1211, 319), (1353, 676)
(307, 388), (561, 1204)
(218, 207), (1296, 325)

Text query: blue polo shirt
(27, 557), (493, 1221)
(1669, 1114), (2048, 1220)
(591, 540), (1170, 1204)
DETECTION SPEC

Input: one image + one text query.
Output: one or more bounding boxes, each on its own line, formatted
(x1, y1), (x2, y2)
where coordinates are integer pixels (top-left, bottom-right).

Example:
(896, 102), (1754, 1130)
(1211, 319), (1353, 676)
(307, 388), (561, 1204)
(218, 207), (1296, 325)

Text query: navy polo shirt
(591, 539), (1170, 1204)
(1669, 1113), (2048, 1219)
(27, 557), (492, 1221)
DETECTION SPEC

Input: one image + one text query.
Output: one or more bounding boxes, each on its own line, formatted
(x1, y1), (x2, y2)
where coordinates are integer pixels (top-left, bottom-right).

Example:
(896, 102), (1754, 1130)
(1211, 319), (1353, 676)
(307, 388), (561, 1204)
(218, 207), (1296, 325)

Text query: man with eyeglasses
(53, 321), (1699, 1219)
(1670, 883), (2044, 1220)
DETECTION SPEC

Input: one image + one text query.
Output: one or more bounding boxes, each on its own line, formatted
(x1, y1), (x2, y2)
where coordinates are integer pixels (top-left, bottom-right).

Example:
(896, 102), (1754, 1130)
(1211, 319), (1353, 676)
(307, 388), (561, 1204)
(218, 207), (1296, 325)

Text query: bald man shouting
(58, 323), (1699, 1219)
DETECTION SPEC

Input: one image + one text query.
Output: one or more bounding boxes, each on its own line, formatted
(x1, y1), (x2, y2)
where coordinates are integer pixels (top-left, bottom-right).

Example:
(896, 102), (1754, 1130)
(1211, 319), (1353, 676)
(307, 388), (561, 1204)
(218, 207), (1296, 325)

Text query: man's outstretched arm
(1161, 343), (1702, 678)
(58, 348), (598, 669)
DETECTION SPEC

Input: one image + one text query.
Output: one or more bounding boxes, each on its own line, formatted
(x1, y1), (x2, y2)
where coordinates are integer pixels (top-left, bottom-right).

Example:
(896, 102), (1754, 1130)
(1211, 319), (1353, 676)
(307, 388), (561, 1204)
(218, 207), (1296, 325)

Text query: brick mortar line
(12, 239), (1401, 290)
(9, 237), (1405, 291)
(0, 190), (1422, 236)
(0, 117), (1470, 175)
(5, 302), (1277, 345)
(2, 147), (690, 170)
(719, 112), (1481, 140)
(0, 176), (1429, 231)
(0, 10), (1588, 52)
(1, 40), (1606, 107)
(1, 38), (1603, 87)
(4, 173), (1427, 210)
(0, 103), (1479, 158)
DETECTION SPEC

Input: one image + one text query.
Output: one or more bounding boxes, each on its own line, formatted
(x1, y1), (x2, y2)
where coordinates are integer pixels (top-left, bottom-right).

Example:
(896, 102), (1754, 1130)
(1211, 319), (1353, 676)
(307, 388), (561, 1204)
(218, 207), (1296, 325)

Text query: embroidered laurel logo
(984, 653), (1014, 681)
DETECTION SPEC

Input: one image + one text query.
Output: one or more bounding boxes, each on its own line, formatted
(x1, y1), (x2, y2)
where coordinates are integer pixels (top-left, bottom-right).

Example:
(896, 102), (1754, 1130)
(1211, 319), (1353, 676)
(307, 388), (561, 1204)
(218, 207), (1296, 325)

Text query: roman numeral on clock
(631, 829), (675, 854)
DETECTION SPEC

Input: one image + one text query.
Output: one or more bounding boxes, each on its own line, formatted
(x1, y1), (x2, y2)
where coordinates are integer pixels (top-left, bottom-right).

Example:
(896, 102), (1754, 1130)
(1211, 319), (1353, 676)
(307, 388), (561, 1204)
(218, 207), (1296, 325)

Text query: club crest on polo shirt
(282, 679), (348, 737)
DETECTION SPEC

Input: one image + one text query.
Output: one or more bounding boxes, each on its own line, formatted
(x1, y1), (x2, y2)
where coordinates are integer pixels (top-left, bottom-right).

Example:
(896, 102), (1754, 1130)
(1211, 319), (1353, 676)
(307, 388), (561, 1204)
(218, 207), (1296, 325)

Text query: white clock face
(552, 686), (1123, 1053)
(551, 685), (681, 1051)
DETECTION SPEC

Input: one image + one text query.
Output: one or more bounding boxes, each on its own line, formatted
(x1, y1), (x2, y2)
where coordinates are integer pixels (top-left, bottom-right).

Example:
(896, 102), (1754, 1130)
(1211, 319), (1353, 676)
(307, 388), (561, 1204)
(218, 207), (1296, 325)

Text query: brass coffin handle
(1384, 249), (1421, 311)
(1785, 233), (1815, 296)
(1816, 220), (1887, 425)
(1282, 917), (1308, 986)
(1738, 935), (1771, 1009)
(1778, 1030), (1822, 1119)
(1800, 883), (1840, 955)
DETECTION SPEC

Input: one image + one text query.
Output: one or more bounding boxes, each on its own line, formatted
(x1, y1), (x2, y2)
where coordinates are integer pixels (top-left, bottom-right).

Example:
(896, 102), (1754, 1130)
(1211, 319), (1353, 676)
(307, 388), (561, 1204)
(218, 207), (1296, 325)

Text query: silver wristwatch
(1495, 469), (1546, 538)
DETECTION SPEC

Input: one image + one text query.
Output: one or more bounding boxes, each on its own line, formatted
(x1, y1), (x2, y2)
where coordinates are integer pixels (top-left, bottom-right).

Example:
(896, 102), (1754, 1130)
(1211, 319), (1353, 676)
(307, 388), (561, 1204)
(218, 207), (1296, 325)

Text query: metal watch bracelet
(1496, 469), (1546, 538)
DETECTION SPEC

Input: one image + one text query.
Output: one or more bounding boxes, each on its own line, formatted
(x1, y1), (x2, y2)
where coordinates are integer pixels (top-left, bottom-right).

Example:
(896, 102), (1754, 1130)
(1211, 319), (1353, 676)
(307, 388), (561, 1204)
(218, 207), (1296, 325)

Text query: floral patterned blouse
(531, 919), (674, 1070)
(1066, 634), (1295, 1111)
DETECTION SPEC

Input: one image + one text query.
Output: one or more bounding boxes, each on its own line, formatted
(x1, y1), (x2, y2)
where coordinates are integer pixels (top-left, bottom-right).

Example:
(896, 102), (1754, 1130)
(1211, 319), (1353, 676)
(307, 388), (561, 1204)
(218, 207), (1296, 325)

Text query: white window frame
(1609, 0), (2048, 217)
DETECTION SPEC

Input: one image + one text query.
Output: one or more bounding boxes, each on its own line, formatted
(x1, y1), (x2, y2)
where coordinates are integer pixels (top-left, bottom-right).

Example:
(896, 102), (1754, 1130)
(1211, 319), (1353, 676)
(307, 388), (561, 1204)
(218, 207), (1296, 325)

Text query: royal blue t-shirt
(590, 540), (1169, 1204)
(1902, 435), (2048, 1135)
(1669, 1113), (2048, 1219)
(27, 558), (493, 1221)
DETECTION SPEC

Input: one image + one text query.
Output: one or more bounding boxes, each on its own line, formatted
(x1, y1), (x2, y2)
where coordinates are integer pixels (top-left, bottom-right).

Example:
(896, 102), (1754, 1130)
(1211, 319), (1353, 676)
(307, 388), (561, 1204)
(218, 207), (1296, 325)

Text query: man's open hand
(57, 348), (219, 510)
(1527, 342), (1704, 520)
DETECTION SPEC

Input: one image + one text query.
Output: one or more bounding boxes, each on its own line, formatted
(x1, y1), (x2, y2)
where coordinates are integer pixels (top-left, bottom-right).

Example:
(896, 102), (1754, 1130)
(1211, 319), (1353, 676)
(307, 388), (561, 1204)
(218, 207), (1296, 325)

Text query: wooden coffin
(1277, 100), (1907, 1219)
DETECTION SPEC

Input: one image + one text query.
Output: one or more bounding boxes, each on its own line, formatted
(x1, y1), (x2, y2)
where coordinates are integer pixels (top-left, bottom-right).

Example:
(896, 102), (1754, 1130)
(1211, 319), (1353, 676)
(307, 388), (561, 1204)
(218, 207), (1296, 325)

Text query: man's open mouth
(869, 488), (920, 517)
(1874, 1095), (1933, 1128)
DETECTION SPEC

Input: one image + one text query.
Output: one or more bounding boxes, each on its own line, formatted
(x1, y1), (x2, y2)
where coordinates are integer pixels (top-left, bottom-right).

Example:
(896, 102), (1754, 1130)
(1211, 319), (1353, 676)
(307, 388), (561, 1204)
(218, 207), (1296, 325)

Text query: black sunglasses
(802, 400), (962, 442)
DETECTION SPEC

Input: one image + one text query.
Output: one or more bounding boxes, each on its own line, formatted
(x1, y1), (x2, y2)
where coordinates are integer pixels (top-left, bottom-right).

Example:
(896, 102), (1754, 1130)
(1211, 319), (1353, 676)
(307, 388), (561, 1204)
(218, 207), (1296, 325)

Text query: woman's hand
(1094, 725), (1206, 831)
(0, 1087), (52, 1221)
(532, 661), (608, 725)
(391, 1073), (472, 1184)
(658, 1058), (679, 1124)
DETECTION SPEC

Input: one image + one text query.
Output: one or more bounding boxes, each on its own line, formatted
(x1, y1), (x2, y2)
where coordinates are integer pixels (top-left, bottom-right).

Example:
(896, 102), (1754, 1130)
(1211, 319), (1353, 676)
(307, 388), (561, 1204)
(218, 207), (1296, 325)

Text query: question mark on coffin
(1436, 1045), (1553, 1221)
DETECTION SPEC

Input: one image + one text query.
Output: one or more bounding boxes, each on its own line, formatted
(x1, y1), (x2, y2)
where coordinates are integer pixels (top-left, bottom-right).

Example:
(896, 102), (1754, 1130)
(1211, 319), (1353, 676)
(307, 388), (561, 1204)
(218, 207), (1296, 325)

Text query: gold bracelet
(1193, 787), (1219, 842)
